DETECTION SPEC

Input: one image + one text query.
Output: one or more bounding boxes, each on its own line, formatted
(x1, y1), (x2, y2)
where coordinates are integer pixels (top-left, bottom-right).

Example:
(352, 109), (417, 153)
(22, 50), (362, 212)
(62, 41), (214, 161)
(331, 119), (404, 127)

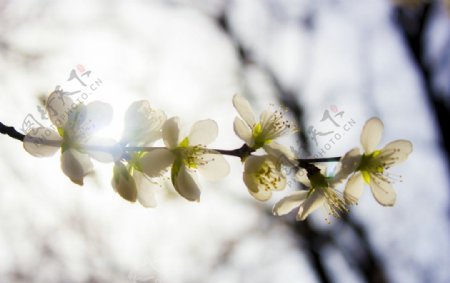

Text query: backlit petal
(335, 148), (362, 182)
(122, 100), (166, 146)
(197, 153), (230, 181)
(263, 142), (296, 166)
(174, 165), (201, 202)
(188, 119), (218, 146)
(344, 173), (364, 205)
(74, 101), (113, 138)
(61, 149), (93, 185)
(273, 191), (309, 216)
(134, 171), (158, 208)
(46, 87), (74, 128)
(112, 162), (137, 202)
(23, 127), (62, 157)
(297, 190), (325, 221)
(233, 117), (253, 146)
(370, 176), (396, 206)
(140, 148), (175, 177)
(162, 117), (180, 149)
(361, 117), (384, 153)
(232, 94), (257, 127)
(379, 139), (413, 165)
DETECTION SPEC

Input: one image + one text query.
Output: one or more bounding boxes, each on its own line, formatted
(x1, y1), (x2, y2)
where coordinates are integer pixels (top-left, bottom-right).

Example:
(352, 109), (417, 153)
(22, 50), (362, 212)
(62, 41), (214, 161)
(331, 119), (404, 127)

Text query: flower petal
(112, 162), (137, 202)
(245, 180), (272, 201)
(272, 191), (309, 216)
(162, 117), (180, 149)
(335, 147), (362, 182)
(361, 117), (384, 154)
(294, 168), (310, 187)
(74, 101), (113, 138)
(344, 173), (364, 205)
(370, 176), (396, 206)
(263, 142), (296, 166)
(134, 171), (158, 208)
(232, 94), (257, 127)
(188, 119), (218, 146)
(380, 139), (413, 164)
(46, 87), (75, 128)
(122, 100), (166, 146)
(297, 190), (325, 221)
(233, 117), (253, 146)
(60, 149), (93, 185)
(23, 127), (62, 157)
(140, 148), (175, 177)
(174, 165), (201, 201)
(197, 153), (230, 181)
(84, 137), (123, 163)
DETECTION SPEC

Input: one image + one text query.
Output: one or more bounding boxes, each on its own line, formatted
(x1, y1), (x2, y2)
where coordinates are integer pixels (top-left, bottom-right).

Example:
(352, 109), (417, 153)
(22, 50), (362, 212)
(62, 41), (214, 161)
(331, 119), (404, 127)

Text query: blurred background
(1, 0), (449, 282)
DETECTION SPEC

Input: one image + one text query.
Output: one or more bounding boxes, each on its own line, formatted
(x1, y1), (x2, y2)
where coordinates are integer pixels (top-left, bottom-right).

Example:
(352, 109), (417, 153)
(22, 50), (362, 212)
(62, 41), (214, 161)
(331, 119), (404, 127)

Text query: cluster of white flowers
(22, 91), (413, 222)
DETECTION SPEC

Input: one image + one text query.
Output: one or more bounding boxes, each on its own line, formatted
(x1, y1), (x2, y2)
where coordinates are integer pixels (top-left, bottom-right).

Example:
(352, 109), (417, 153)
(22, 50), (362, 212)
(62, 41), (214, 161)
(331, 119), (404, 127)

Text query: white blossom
(140, 117), (230, 202)
(342, 117), (413, 206)
(23, 89), (118, 185)
(273, 166), (352, 221)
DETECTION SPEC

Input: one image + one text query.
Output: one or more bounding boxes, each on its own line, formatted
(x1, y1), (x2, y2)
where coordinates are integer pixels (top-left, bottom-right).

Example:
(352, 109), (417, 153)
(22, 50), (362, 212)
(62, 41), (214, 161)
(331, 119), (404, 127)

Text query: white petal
(294, 168), (310, 187)
(74, 101), (113, 138)
(263, 142), (296, 166)
(246, 181), (272, 201)
(140, 148), (175, 177)
(174, 165), (201, 201)
(23, 127), (62, 157)
(162, 117), (180, 149)
(380, 139), (413, 164)
(361, 117), (384, 153)
(233, 117), (253, 146)
(297, 190), (325, 221)
(61, 149), (93, 185)
(123, 100), (166, 146)
(335, 148), (362, 182)
(197, 153), (230, 181)
(112, 163), (137, 202)
(188, 119), (218, 146)
(232, 94), (257, 127)
(273, 191), (309, 216)
(84, 138), (123, 163)
(134, 171), (158, 208)
(344, 173), (364, 205)
(46, 88), (75, 128)
(370, 176), (396, 206)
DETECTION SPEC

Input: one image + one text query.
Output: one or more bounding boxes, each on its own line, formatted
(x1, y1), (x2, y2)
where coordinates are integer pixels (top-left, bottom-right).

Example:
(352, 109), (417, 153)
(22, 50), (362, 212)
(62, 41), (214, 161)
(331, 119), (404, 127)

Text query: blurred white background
(1, 0), (449, 282)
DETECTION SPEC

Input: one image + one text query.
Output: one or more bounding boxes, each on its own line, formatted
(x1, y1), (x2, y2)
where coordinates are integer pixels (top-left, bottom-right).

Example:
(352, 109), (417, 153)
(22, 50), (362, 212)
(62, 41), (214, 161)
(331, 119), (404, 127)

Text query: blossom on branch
(232, 94), (296, 160)
(243, 155), (286, 201)
(140, 117), (230, 202)
(111, 100), (166, 206)
(273, 166), (352, 222)
(342, 117), (413, 206)
(23, 89), (119, 185)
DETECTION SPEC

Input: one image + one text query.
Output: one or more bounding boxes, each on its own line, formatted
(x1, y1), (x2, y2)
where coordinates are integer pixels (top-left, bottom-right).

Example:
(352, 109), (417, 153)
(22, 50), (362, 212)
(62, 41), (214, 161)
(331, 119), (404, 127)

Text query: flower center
(176, 137), (210, 169)
(358, 149), (402, 184)
(252, 109), (295, 148)
(255, 161), (282, 191)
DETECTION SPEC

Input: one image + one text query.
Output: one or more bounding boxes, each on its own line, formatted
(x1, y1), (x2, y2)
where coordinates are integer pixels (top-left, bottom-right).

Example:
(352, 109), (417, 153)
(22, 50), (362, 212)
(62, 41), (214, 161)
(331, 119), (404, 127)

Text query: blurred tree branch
(394, 2), (450, 172)
(216, 7), (389, 283)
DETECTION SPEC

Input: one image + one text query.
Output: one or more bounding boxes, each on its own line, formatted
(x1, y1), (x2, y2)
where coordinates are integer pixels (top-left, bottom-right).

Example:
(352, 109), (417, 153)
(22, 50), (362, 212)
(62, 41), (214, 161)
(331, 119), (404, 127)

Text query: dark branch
(0, 122), (25, 141)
